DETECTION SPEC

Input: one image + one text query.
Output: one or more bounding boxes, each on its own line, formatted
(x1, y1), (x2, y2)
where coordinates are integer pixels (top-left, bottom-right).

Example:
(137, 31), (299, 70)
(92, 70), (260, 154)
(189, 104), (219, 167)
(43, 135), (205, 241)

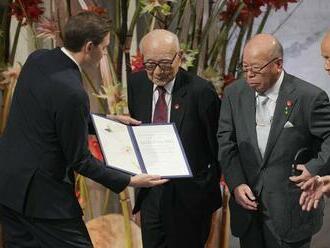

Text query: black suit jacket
(218, 72), (330, 242)
(0, 48), (130, 219)
(128, 68), (222, 221)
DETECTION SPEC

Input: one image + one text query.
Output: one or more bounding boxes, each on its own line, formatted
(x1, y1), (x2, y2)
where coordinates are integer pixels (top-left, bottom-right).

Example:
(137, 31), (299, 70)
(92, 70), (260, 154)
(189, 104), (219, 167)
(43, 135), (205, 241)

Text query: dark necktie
(152, 86), (168, 123)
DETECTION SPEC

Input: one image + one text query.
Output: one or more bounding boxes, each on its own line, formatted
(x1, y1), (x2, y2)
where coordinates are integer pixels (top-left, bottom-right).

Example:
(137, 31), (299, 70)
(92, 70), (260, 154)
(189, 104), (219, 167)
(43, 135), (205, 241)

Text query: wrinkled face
(242, 48), (282, 93)
(142, 45), (181, 86)
(321, 36), (330, 75)
(88, 33), (110, 67)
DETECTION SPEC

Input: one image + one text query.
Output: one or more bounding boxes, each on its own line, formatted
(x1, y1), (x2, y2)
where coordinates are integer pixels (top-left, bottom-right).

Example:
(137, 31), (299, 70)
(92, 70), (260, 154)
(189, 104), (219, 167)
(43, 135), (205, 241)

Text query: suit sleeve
(198, 81), (221, 176)
(217, 88), (246, 192)
(55, 91), (131, 193)
(305, 91), (330, 176)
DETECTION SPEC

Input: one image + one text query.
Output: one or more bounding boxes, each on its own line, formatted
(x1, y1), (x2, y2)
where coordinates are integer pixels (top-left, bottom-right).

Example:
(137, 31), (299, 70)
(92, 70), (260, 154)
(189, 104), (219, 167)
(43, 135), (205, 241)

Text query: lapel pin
(174, 103), (180, 110)
(285, 100), (293, 115)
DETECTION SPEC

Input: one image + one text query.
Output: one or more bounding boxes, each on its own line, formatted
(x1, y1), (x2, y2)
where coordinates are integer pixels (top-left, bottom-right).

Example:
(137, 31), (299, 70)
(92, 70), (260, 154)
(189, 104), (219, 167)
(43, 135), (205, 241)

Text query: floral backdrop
(0, 0), (300, 247)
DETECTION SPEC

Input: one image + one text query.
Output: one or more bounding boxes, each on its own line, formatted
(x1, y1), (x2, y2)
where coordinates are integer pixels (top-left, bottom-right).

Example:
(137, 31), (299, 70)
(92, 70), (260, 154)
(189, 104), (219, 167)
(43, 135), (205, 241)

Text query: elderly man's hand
(107, 114), (141, 125)
(289, 164), (312, 187)
(129, 174), (169, 188)
(322, 176), (330, 196)
(300, 175), (330, 211)
(233, 184), (258, 211)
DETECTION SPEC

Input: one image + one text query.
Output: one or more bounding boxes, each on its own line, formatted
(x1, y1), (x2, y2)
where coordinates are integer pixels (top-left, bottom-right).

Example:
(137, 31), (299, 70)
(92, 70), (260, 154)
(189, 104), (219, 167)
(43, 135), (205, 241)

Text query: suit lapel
(170, 70), (187, 131)
(241, 84), (263, 164)
(262, 73), (296, 164)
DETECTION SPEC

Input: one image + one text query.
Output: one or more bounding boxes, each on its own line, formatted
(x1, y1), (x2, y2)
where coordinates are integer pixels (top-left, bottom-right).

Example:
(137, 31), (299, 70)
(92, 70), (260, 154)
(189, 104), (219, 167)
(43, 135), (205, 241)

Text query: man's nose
(245, 70), (256, 78)
(153, 64), (163, 74)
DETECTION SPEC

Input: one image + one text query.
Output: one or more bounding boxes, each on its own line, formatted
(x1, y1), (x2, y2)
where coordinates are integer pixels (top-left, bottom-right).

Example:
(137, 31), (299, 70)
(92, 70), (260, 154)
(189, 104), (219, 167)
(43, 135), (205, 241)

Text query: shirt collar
(61, 47), (81, 72)
(153, 77), (175, 95)
(255, 70), (284, 102)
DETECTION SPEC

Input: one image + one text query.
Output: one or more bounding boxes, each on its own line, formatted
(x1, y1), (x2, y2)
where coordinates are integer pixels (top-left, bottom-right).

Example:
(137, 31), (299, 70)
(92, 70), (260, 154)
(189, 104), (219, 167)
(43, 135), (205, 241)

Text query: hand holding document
(91, 114), (192, 178)
(129, 174), (169, 187)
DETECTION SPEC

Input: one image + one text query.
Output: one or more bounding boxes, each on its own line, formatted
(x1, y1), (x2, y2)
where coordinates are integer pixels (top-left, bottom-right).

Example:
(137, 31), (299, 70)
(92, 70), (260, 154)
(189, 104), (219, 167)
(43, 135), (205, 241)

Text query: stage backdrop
(264, 0), (330, 93)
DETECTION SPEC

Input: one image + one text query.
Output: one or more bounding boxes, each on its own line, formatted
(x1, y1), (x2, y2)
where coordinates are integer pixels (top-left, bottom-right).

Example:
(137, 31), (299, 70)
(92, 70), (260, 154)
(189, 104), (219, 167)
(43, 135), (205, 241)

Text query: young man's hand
(129, 174), (169, 188)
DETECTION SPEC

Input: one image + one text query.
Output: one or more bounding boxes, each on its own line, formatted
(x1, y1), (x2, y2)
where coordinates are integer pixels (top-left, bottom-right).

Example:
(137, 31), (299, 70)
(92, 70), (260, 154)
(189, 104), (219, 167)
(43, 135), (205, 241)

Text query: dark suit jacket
(0, 48), (130, 219)
(218, 72), (330, 242)
(127, 68), (222, 226)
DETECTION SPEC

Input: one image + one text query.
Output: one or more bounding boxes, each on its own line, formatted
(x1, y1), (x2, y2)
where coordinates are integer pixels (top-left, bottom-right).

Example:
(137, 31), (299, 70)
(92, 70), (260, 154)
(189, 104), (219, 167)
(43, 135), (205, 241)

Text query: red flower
(223, 73), (236, 86)
(75, 190), (80, 199)
(88, 136), (104, 161)
(86, 5), (107, 16)
(242, 0), (264, 17)
(75, 190), (85, 207)
(286, 100), (293, 107)
(131, 50), (145, 73)
(219, 0), (265, 27)
(10, 0), (44, 25)
(264, 0), (298, 11)
(219, 0), (239, 23)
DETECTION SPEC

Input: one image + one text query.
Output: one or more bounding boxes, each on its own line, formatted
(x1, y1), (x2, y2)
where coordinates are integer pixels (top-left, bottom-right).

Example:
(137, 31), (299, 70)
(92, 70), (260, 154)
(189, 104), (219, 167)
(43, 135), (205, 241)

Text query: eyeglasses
(237, 57), (279, 74)
(143, 53), (177, 72)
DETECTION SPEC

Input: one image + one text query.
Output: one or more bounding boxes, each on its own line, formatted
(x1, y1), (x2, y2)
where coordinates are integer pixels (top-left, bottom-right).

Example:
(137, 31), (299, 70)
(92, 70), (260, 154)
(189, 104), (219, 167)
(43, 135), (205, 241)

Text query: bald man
(321, 31), (330, 75)
(127, 29), (222, 248)
(298, 31), (330, 212)
(218, 33), (330, 248)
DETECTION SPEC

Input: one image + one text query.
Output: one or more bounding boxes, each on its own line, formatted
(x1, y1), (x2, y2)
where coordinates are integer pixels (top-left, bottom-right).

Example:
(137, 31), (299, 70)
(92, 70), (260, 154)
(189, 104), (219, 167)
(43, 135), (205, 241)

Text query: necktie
(256, 94), (271, 158)
(152, 86), (168, 123)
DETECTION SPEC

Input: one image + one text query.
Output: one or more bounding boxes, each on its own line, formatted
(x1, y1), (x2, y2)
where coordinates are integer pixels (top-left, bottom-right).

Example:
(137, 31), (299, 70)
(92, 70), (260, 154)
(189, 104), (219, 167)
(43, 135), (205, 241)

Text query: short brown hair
(63, 12), (111, 52)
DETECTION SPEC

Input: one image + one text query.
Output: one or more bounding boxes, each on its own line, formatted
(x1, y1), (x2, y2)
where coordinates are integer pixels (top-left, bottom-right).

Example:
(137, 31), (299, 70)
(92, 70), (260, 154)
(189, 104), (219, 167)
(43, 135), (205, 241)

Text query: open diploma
(91, 114), (192, 178)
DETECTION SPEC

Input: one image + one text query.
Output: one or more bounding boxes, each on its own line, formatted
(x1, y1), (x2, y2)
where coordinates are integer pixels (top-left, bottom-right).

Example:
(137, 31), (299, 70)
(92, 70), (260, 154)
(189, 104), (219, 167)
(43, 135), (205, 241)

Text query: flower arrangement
(0, 0), (301, 246)
(1, 0), (301, 114)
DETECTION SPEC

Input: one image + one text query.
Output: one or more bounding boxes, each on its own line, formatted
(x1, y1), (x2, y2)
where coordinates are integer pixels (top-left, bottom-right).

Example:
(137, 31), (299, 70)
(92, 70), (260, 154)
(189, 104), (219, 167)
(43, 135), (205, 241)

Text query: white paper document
(91, 114), (192, 178)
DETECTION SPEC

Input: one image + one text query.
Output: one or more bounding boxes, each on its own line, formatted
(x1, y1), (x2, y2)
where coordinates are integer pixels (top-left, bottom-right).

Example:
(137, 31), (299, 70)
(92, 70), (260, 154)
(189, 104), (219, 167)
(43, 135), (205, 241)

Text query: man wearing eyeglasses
(298, 31), (330, 213)
(218, 33), (330, 248)
(127, 29), (222, 248)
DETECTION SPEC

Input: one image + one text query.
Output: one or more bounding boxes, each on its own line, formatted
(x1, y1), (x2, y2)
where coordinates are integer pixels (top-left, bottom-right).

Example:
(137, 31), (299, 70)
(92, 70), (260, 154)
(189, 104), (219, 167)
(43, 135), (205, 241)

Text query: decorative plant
(0, 0), (301, 247)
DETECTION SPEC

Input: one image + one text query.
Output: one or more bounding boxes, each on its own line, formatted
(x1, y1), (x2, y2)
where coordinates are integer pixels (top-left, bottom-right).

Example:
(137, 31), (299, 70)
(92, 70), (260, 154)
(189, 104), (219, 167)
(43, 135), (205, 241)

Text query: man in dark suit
(299, 30), (330, 211)
(218, 33), (330, 248)
(127, 29), (222, 248)
(0, 12), (167, 248)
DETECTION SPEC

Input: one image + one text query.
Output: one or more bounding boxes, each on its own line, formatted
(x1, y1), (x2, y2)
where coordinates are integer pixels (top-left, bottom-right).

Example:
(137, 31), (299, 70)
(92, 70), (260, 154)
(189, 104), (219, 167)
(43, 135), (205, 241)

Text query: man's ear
(276, 58), (284, 71)
(83, 41), (94, 53)
(177, 50), (184, 66)
(177, 50), (184, 58)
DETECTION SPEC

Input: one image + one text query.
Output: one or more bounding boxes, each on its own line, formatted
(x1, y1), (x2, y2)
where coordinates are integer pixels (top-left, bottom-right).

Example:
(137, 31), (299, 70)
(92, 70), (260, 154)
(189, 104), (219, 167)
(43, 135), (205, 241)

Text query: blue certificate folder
(91, 114), (192, 178)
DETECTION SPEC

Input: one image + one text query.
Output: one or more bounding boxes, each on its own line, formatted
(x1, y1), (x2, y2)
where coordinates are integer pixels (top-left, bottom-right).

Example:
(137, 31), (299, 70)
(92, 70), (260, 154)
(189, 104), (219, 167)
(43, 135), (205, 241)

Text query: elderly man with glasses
(127, 29), (222, 248)
(218, 33), (330, 248)
(298, 31), (330, 212)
